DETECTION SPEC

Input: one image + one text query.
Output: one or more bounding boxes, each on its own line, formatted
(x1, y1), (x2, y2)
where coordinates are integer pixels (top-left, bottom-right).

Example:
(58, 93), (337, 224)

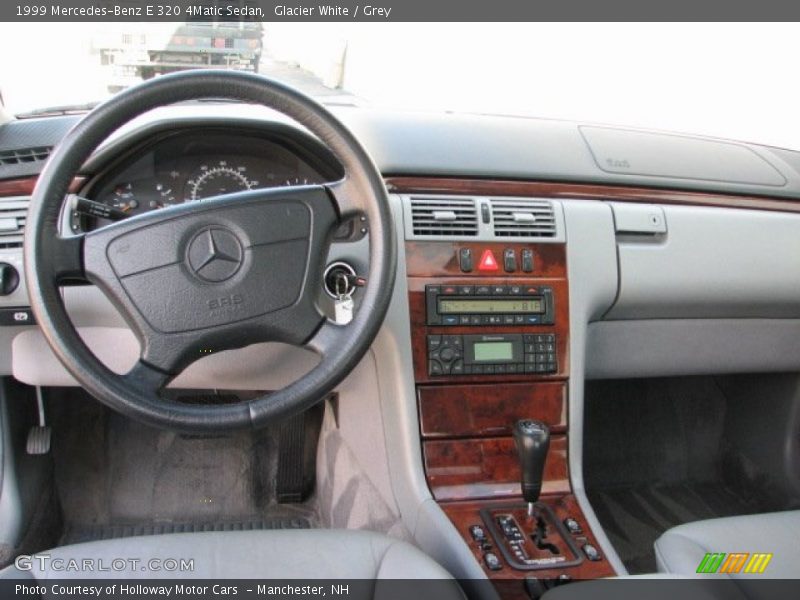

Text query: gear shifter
(513, 419), (550, 516)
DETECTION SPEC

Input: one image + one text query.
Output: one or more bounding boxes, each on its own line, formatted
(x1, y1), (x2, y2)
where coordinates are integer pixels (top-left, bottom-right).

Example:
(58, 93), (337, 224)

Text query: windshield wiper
(15, 102), (99, 119)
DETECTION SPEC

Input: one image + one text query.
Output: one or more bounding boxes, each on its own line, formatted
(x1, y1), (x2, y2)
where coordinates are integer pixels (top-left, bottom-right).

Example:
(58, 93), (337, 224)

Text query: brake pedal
(26, 387), (51, 455)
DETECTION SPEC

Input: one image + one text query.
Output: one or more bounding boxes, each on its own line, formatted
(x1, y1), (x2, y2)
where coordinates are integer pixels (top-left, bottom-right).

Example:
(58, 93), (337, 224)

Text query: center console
(406, 226), (614, 597)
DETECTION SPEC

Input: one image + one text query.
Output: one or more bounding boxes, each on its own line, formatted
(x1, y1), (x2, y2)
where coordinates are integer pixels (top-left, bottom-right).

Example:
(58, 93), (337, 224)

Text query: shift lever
(513, 419), (550, 517)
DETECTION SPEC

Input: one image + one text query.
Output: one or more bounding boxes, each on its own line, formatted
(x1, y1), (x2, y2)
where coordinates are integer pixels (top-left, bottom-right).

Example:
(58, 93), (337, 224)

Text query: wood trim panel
(0, 176), (86, 197)
(418, 381), (567, 438)
(442, 495), (616, 589)
(405, 241), (567, 279)
(423, 435), (569, 501)
(387, 176), (800, 214)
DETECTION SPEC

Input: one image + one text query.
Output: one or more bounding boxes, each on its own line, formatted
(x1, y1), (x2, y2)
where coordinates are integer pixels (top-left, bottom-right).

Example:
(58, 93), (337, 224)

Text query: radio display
(473, 341), (514, 362)
(438, 297), (544, 314)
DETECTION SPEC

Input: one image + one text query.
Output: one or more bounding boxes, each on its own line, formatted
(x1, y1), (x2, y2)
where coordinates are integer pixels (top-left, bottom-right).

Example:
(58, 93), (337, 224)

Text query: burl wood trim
(0, 176), (86, 197)
(418, 381), (567, 438)
(423, 435), (569, 501)
(386, 176), (800, 215)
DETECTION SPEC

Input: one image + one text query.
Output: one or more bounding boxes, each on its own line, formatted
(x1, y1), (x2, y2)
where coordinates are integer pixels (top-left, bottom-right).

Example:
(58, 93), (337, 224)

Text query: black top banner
(2, 0), (799, 22)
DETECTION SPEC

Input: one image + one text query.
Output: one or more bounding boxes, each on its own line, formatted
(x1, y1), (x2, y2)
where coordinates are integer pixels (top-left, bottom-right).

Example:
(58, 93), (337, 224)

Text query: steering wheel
(24, 70), (396, 432)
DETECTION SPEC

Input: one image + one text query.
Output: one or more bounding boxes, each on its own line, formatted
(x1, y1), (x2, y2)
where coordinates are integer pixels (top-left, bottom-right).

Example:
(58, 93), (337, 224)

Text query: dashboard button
(428, 360), (443, 376)
(564, 517), (583, 534)
(470, 524), (486, 541)
(503, 249), (517, 273)
(484, 552), (502, 571)
(478, 250), (499, 272)
(459, 248), (473, 273)
(427, 335), (442, 351)
(582, 544), (602, 561)
(458, 285), (474, 295)
(521, 249), (534, 272)
(475, 285), (492, 296)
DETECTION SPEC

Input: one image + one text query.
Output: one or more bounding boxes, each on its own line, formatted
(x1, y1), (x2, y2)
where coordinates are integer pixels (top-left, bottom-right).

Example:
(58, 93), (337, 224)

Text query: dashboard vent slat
(0, 146), (52, 166)
(490, 199), (557, 238)
(0, 197), (30, 249)
(410, 197), (478, 237)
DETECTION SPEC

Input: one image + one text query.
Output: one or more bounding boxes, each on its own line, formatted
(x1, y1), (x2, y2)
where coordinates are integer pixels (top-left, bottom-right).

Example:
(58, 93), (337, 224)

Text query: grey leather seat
(1, 529), (462, 591)
(654, 510), (800, 578)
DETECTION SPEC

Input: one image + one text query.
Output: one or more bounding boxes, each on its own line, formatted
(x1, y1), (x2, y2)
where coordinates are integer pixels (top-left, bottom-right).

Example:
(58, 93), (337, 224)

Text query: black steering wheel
(24, 70), (396, 432)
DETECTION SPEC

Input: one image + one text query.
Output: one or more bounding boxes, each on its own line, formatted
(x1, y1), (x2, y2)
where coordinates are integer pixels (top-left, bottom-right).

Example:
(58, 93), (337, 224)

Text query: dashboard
(5, 106), (800, 584)
(72, 128), (340, 232)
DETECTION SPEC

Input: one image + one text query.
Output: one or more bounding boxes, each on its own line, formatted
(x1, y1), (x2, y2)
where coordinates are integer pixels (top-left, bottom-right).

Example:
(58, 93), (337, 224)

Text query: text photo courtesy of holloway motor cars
(1, 3), (800, 600)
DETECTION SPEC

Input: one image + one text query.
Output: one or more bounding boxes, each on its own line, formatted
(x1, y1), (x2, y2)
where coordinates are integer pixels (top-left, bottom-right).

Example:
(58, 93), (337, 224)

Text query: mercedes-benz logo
(187, 227), (243, 282)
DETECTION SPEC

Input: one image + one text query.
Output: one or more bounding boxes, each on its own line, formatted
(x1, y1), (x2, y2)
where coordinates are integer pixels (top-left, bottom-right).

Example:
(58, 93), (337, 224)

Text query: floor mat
(583, 377), (784, 574)
(48, 391), (320, 545)
(588, 482), (763, 573)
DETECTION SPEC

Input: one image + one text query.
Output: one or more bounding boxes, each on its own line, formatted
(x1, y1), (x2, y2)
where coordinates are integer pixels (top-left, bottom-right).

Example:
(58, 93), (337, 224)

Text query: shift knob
(513, 419), (550, 505)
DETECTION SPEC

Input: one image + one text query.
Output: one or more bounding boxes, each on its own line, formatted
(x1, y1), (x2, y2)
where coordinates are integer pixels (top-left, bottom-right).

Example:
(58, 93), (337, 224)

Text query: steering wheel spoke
(305, 319), (348, 357)
(326, 178), (366, 220)
(123, 359), (173, 395)
(52, 234), (88, 285)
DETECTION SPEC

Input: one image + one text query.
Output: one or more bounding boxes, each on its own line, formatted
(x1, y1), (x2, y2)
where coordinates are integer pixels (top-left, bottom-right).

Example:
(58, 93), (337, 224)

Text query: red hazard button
(478, 249), (499, 271)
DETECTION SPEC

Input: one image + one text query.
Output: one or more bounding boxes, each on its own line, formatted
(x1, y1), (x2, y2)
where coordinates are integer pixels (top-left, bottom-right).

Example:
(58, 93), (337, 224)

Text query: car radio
(425, 284), (554, 327)
(427, 333), (557, 376)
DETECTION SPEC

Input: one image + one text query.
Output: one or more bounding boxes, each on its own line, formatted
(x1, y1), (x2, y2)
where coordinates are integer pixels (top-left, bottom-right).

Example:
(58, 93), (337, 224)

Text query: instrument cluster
(76, 129), (333, 231)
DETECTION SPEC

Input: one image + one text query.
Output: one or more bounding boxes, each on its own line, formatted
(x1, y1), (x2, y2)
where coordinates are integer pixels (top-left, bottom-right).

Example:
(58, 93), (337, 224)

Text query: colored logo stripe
(697, 553), (726, 573)
(719, 553), (749, 573)
(744, 553), (773, 574)
(696, 552), (773, 574)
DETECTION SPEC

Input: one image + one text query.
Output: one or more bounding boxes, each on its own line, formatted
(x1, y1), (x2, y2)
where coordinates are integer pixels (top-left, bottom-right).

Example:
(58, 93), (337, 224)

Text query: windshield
(1, 22), (799, 150)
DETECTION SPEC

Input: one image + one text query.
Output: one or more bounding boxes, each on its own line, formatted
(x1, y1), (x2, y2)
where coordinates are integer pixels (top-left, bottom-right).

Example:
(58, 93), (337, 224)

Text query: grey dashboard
(3, 105), (800, 385)
(4, 105), (800, 200)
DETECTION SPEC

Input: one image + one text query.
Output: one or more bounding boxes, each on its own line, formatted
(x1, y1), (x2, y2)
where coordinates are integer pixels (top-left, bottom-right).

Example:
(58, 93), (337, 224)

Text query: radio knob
(440, 347), (456, 362)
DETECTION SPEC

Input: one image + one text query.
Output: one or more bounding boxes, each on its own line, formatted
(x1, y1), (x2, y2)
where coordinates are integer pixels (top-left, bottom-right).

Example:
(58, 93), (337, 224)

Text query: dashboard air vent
(0, 197), (29, 249)
(0, 146), (52, 166)
(409, 197), (478, 237)
(490, 199), (556, 238)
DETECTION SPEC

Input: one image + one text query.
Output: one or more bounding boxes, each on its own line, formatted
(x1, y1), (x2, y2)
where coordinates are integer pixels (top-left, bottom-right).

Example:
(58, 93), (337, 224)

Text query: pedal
(27, 425), (51, 455)
(26, 387), (51, 455)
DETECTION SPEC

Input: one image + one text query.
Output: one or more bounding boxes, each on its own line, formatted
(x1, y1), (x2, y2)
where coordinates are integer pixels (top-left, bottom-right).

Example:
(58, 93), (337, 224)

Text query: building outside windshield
(1, 22), (800, 151)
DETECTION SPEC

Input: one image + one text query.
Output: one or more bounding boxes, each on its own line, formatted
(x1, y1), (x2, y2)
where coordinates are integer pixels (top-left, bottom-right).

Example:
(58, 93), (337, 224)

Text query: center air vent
(409, 197), (478, 237)
(0, 197), (30, 249)
(490, 199), (556, 238)
(0, 146), (52, 166)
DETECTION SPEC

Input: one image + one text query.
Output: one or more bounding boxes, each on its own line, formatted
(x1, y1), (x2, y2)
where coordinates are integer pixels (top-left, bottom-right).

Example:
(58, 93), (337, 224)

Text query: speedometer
(187, 161), (260, 201)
